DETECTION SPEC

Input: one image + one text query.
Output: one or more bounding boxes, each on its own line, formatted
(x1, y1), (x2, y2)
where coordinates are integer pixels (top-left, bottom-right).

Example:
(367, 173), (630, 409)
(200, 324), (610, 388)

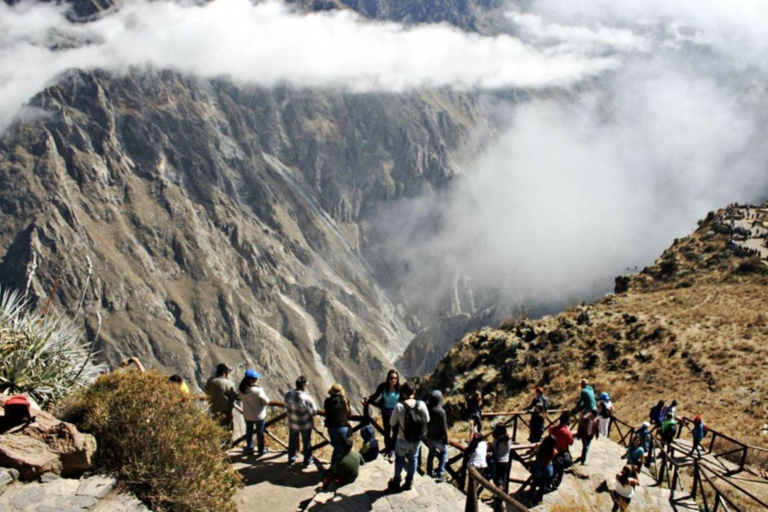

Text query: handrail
(466, 466), (529, 512)
(699, 461), (768, 509)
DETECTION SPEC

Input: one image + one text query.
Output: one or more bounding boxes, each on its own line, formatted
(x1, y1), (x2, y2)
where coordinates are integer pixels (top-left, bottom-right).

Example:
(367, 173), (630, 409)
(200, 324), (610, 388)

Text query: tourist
(635, 422), (653, 467)
(360, 424), (380, 462)
(363, 369), (401, 460)
(576, 408), (598, 465)
(388, 382), (429, 492)
(649, 401), (665, 429)
(426, 390), (449, 482)
(575, 379), (597, 414)
(285, 376), (318, 467)
(238, 369), (271, 456)
(597, 392), (614, 438)
(331, 436), (365, 488)
(528, 404), (547, 443)
(660, 412), (678, 446)
(611, 465), (640, 512)
(204, 363), (238, 430)
(466, 391), (484, 432)
(324, 383), (352, 467)
(665, 399), (678, 419)
(549, 412), (574, 489)
(688, 414), (707, 458)
(491, 424), (512, 491)
(529, 435), (557, 504)
(622, 434), (645, 471)
(168, 374), (190, 396)
(527, 386), (550, 412)
(466, 431), (488, 471)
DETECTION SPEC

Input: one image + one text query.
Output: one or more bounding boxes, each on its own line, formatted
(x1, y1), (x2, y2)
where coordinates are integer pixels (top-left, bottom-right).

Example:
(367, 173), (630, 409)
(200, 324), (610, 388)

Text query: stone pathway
(508, 437), (698, 511)
(0, 472), (148, 512)
(305, 457), (489, 512)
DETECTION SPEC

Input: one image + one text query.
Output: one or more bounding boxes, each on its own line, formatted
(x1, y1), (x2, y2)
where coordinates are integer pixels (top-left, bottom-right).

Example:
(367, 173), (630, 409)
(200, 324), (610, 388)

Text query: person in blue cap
(238, 369), (273, 456)
(597, 392), (613, 438)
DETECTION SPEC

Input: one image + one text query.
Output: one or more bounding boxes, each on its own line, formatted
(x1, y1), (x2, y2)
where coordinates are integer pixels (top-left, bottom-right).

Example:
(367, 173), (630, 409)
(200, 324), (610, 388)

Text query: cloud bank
(0, 0), (620, 133)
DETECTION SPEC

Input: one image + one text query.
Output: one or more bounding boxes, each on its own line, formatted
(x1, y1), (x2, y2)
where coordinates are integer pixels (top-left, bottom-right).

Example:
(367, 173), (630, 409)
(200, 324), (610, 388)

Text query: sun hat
(329, 383), (344, 396)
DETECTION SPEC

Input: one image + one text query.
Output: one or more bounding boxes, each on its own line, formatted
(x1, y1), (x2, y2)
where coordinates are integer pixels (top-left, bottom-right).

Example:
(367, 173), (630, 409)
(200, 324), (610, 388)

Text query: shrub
(0, 287), (106, 407)
(735, 257), (768, 275)
(58, 371), (241, 511)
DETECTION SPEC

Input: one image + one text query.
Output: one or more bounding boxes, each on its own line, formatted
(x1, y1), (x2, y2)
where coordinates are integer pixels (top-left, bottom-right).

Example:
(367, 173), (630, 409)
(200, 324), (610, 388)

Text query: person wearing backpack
(549, 412), (574, 489)
(649, 401), (665, 429)
(688, 414), (707, 458)
(576, 408), (598, 465)
(324, 383), (352, 467)
(426, 390), (449, 482)
(388, 382), (429, 492)
(238, 369), (274, 456)
(527, 386), (550, 412)
(659, 412), (678, 447)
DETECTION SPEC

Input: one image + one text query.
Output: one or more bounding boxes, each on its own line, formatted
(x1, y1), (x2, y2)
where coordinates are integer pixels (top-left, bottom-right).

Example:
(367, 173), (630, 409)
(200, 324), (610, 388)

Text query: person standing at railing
(324, 383), (352, 467)
(387, 382), (429, 492)
(528, 404), (546, 443)
(659, 412), (678, 449)
(549, 412), (574, 489)
(687, 414), (707, 458)
(649, 401), (665, 429)
(238, 369), (274, 457)
(621, 434), (645, 471)
(285, 376), (318, 467)
(426, 390), (449, 482)
(526, 386), (550, 412)
(597, 392), (614, 439)
(363, 369), (401, 462)
(205, 363), (239, 430)
(574, 379), (597, 414)
(491, 424), (512, 492)
(664, 399), (678, 419)
(466, 391), (484, 432)
(635, 422), (652, 468)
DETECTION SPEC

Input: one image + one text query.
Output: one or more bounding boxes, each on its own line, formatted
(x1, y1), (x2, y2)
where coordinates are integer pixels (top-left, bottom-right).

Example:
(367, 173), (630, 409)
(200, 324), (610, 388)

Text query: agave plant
(0, 287), (107, 407)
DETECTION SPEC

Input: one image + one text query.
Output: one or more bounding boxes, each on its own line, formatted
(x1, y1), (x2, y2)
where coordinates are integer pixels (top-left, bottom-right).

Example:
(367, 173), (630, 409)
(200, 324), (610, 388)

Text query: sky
(2, 0), (768, 316)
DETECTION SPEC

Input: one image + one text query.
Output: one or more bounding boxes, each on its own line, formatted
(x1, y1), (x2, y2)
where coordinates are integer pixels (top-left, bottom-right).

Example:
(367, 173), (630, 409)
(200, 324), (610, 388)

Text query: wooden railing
(466, 466), (528, 512)
(692, 460), (768, 512)
(677, 416), (750, 474)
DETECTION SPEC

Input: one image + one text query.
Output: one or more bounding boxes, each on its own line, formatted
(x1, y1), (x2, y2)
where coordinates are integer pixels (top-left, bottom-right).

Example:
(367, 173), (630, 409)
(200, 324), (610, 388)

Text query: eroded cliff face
(0, 65), (490, 399)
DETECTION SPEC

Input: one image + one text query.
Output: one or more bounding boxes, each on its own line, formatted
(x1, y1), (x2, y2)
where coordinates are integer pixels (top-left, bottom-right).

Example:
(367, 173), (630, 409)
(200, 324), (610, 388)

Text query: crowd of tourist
(194, 363), (710, 508)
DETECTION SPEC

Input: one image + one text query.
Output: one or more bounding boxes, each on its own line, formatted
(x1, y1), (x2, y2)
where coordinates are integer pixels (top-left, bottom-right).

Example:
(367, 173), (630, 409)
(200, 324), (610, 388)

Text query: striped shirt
(284, 389), (317, 431)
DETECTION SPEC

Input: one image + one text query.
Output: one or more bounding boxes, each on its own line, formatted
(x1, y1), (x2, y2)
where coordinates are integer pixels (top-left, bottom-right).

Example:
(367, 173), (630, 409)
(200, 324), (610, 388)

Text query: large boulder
(0, 396), (96, 481)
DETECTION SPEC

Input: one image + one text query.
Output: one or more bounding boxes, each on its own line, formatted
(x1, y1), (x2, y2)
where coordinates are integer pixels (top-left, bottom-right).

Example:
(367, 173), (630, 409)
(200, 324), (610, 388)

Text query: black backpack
(403, 401), (428, 442)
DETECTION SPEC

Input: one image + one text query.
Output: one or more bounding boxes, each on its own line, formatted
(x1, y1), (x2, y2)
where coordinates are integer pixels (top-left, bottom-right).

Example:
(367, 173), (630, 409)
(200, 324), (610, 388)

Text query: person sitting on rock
(204, 363), (238, 430)
(359, 424), (379, 463)
(612, 465), (640, 512)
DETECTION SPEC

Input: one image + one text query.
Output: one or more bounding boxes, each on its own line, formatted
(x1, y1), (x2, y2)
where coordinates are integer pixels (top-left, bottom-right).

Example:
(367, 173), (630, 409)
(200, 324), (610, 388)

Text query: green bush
(58, 371), (241, 511)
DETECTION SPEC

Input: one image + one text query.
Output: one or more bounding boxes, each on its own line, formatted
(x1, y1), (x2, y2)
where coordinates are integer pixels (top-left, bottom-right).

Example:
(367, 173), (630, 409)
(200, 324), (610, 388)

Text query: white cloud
(0, 0), (619, 133)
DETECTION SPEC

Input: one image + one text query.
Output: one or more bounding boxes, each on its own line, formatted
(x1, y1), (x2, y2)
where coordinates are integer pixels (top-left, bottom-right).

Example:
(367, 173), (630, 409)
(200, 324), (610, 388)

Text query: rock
(77, 476), (116, 499)
(576, 311), (591, 326)
(0, 396), (96, 481)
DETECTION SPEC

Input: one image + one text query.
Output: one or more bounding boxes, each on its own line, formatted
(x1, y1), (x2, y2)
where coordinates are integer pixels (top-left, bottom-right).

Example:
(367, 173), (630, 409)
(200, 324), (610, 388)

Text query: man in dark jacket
(426, 390), (449, 482)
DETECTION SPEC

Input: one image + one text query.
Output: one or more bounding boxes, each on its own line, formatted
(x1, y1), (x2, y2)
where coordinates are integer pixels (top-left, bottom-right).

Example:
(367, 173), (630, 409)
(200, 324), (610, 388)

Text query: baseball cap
(245, 369), (262, 379)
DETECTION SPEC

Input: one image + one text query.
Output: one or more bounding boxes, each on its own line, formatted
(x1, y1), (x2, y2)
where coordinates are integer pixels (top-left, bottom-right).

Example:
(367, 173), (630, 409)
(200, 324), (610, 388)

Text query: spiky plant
(0, 287), (106, 407)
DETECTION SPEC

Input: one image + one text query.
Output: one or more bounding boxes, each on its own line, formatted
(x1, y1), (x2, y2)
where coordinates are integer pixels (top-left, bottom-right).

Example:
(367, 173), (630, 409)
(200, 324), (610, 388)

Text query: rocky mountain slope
(427, 204), (768, 455)
(0, 0), (498, 399)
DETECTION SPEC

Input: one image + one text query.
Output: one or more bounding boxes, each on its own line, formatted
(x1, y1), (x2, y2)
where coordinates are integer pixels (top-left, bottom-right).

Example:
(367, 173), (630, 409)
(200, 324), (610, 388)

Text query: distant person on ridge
(204, 363), (238, 430)
(285, 375), (318, 467)
(363, 369), (401, 461)
(324, 383), (352, 467)
(238, 369), (274, 456)
(549, 412), (574, 489)
(387, 382), (429, 492)
(574, 379), (597, 414)
(426, 390), (449, 482)
(597, 392), (614, 438)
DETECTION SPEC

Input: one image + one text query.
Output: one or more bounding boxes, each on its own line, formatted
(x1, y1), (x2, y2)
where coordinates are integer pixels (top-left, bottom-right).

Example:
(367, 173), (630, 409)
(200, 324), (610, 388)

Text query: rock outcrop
(0, 396), (96, 481)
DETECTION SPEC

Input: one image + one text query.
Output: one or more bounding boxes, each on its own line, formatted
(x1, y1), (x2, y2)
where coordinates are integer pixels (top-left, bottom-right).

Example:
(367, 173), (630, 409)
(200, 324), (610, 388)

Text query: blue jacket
(692, 423), (706, 442)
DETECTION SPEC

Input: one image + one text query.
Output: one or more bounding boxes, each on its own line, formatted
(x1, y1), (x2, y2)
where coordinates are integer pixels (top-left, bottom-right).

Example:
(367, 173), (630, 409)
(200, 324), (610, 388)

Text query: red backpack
(3, 395), (34, 426)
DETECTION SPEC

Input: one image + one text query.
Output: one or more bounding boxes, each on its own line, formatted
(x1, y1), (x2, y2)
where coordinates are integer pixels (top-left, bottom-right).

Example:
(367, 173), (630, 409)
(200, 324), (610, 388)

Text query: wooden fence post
(465, 476), (479, 512)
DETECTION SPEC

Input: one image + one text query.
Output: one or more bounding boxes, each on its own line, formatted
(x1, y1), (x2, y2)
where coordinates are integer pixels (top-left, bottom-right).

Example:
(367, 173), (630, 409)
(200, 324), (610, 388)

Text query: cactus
(0, 287), (106, 407)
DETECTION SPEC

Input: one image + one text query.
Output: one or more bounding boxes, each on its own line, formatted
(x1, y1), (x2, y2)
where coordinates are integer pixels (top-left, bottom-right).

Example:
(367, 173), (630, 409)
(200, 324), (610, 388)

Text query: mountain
(426, 204), (768, 451)
(0, 0), (499, 399)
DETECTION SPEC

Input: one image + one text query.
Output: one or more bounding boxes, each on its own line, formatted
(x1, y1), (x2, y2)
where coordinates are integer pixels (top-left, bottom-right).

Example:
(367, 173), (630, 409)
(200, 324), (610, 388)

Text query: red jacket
(548, 424), (574, 453)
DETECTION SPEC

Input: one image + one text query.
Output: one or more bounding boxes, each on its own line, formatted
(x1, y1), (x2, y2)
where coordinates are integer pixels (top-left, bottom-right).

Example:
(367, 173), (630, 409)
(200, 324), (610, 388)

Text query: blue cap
(245, 369), (262, 379)
(599, 392), (610, 401)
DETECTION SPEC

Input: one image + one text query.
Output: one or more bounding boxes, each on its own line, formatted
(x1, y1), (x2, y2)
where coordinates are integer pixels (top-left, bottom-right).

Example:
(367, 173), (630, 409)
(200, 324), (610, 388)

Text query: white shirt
(239, 385), (270, 421)
(469, 440), (488, 468)
(615, 479), (636, 499)
(391, 399), (430, 441)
